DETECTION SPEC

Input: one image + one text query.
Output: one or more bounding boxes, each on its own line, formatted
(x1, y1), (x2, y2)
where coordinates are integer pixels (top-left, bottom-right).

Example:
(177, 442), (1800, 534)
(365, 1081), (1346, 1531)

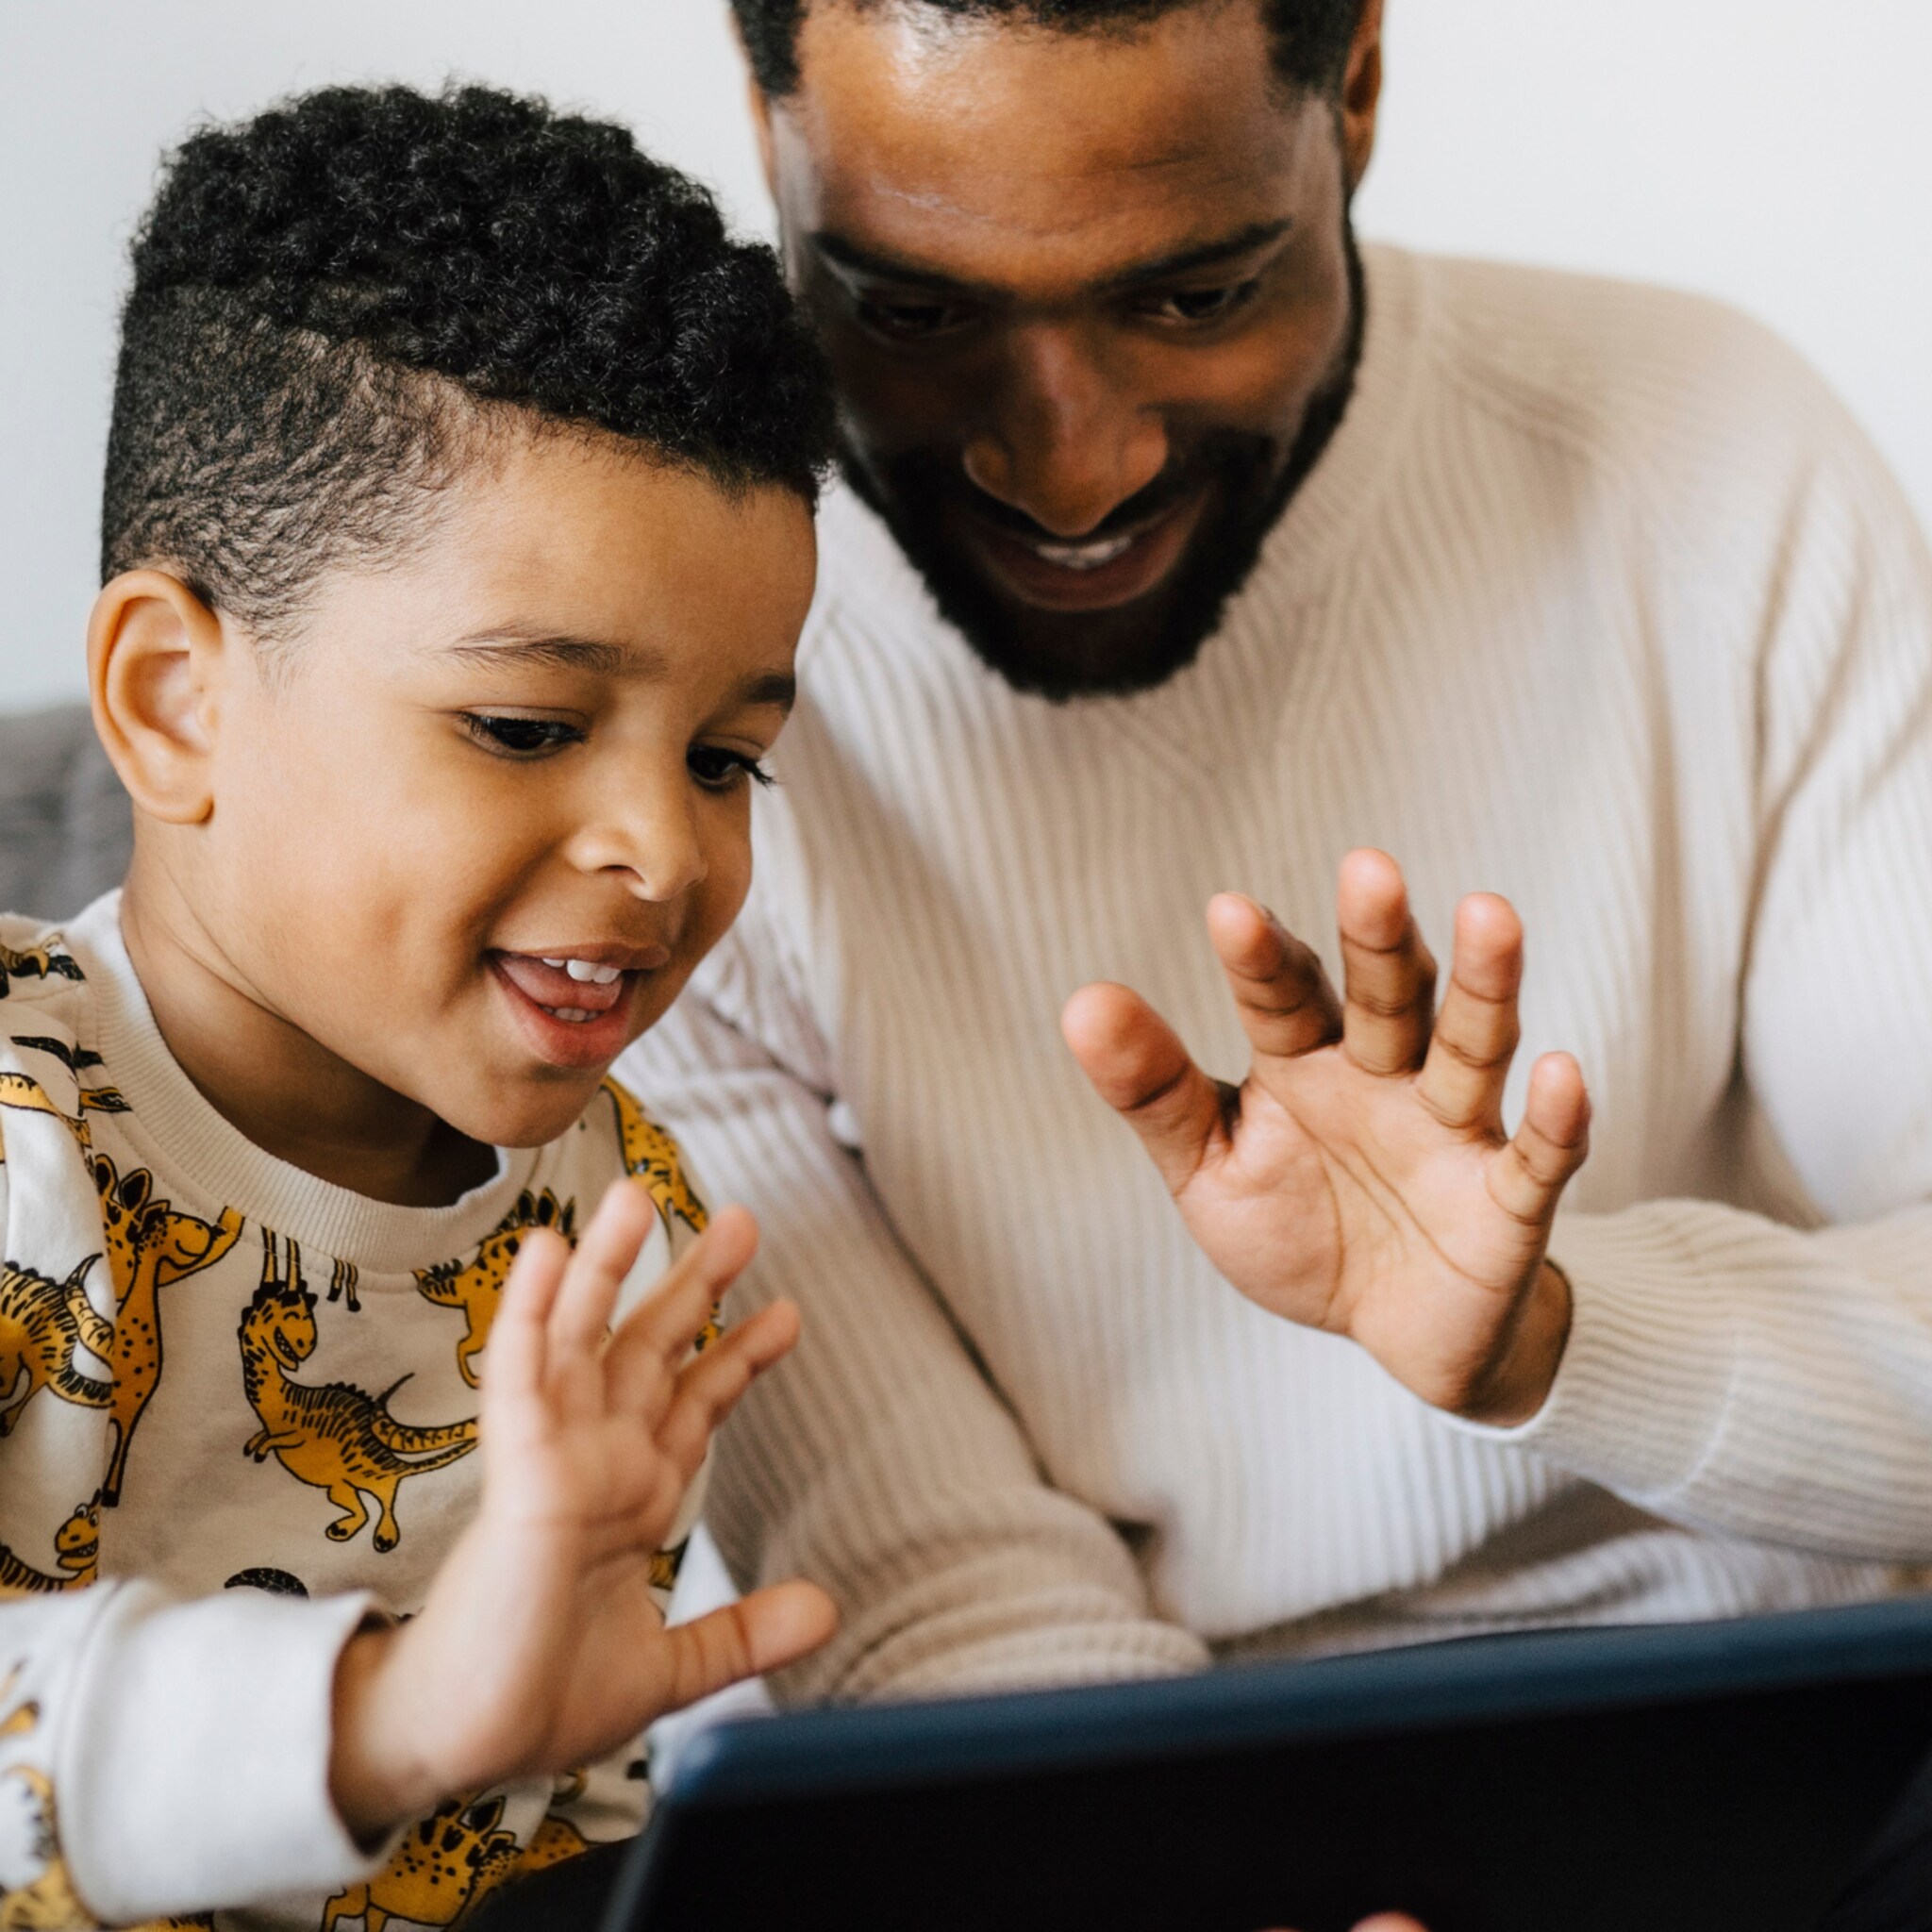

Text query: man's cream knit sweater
(623, 244), (1932, 1699)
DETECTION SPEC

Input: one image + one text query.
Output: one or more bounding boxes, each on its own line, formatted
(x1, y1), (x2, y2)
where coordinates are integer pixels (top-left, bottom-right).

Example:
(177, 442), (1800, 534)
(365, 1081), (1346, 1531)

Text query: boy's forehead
(319, 432), (815, 681)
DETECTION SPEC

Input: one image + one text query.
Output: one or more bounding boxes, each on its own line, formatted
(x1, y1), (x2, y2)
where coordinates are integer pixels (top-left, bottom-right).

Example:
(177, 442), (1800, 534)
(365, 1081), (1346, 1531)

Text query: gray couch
(0, 702), (132, 919)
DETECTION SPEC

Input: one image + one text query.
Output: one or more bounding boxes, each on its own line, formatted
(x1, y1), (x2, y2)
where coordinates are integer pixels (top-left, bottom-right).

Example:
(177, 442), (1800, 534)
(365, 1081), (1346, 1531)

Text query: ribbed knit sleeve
(621, 922), (1210, 1702)
(1462, 377), (1932, 1554)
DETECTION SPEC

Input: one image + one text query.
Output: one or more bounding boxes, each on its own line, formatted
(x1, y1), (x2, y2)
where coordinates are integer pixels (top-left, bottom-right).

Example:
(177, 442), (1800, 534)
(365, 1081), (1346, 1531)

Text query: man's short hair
(102, 83), (835, 635)
(730, 0), (1363, 98)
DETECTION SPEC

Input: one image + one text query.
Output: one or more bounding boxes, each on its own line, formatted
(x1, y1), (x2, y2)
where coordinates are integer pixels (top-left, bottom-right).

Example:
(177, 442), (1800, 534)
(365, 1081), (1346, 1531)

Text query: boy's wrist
(328, 1621), (441, 1845)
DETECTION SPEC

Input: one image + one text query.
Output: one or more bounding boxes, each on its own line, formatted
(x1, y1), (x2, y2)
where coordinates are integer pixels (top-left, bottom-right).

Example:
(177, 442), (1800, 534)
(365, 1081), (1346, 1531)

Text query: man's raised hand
(328, 1185), (836, 1841)
(1061, 849), (1590, 1426)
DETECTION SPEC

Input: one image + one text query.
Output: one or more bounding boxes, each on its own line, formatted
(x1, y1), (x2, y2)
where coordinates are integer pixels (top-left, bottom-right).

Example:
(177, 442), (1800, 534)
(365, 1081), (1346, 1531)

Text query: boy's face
(188, 433), (815, 1149)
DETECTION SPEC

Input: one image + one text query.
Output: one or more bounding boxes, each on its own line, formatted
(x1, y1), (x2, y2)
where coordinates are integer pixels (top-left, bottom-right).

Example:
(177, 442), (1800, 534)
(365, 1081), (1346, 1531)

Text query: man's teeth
(1031, 534), (1135, 572)
(538, 957), (624, 985)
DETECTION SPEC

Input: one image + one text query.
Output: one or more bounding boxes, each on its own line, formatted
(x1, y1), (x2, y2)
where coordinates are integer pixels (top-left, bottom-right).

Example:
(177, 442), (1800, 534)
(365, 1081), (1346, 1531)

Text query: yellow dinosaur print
(520, 1812), (591, 1873)
(0, 1502), (99, 1599)
(86, 1154), (244, 1506)
(0, 1062), (129, 1167)
(413, 1191), (577, 1389)
(0, 1686), (90, 1932)
(602, 1080), (707, 1236)
(646, 1537), (690, 1594)
(0, 1258), (112, 1439)
(0, 945), (82, 1003)
(241, 1235), (476, 1553)
(321, 1796), (522, 1932)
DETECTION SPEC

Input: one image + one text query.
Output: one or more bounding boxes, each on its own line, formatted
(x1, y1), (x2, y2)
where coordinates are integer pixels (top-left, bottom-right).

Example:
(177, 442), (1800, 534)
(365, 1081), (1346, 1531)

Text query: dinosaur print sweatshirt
(0, 893), (709, 1927)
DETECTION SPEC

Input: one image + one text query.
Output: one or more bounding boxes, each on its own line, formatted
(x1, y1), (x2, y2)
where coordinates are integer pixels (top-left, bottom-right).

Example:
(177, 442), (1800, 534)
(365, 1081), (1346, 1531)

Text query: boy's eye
(688, 745), (774, 792)
(460, 714), (586, 758)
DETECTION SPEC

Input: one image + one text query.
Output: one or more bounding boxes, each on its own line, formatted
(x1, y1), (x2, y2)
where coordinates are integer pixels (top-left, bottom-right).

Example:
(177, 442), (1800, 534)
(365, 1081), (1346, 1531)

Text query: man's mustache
(891, 436), (1274, 545)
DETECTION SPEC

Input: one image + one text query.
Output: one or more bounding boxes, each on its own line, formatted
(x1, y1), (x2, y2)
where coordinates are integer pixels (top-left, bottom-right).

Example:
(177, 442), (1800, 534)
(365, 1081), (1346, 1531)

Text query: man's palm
(1063, 850), (1591, 1423)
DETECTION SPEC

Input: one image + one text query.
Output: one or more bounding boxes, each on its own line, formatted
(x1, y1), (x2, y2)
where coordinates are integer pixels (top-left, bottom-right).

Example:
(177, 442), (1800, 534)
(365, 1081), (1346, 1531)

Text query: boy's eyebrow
(443, 633), (635, 675)
(809, 217), (1293, 298)
(441, 632), (795, 709)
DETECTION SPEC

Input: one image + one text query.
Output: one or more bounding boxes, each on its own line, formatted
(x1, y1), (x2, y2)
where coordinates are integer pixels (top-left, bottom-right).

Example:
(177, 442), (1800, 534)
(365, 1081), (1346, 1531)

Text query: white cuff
(58, 1583), (391, 1921)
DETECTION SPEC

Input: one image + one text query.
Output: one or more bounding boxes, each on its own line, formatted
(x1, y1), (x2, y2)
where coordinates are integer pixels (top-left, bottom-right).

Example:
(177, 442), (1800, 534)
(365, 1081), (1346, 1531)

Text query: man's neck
(118, 858), (495, 1208)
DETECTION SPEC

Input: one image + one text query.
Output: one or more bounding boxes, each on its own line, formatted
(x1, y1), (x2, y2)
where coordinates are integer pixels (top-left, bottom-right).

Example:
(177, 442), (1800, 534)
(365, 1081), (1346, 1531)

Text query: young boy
(0, 82), (838, 1925)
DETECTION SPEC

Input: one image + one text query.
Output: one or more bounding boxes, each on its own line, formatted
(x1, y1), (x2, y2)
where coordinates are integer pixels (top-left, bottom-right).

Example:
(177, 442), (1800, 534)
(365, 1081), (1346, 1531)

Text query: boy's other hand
(328, 1187), (836, 1841)
(1063, 849), (1591, 1428)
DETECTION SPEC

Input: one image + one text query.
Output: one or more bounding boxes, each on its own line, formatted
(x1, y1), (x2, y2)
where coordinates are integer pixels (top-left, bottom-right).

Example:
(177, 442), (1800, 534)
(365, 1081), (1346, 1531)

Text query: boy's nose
(569, 786), (708, 904)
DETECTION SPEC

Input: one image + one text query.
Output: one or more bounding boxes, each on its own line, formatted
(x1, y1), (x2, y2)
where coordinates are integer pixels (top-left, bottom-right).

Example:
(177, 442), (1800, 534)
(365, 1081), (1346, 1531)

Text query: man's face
(191, 434), (815, 1149)
(759, 0), (1378, 699)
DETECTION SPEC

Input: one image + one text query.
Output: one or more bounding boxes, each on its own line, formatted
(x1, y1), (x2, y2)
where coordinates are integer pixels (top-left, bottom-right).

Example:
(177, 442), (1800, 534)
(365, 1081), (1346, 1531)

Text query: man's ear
(728, 9), (781, 201)
(87, 569), (230, 825)
(1341, 0), (1386, 193)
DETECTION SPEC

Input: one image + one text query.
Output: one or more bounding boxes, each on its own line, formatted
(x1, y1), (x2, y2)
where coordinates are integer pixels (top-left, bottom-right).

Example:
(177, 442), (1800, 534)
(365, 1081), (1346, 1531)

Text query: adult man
(622, 0), (1932, 1698)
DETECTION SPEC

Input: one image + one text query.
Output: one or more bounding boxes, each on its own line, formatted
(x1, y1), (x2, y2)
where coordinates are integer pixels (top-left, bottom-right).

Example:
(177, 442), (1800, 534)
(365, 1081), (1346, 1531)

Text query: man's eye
(460, 714), (585, 758)
(1146, 280), (1261, 326)
(856, 296), (974, 342)
(688, 745), (774, 792)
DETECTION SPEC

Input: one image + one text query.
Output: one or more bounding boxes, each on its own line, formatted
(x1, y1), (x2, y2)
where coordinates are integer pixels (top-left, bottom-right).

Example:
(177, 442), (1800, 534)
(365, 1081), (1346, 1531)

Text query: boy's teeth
(546, 1007), (595, 1023)
(1032, 534), (1134, 571)
(564, 958), (622, 985)
(542, 958), (567, 969)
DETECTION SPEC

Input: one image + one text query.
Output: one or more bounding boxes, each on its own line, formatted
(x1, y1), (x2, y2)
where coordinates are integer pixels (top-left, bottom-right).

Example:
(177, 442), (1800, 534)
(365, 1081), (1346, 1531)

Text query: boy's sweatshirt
(0, 893), (706, 1926)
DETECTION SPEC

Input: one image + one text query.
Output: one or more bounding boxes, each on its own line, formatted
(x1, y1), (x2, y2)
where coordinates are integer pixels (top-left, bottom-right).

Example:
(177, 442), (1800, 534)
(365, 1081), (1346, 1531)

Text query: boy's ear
(88, 570), (230, 826)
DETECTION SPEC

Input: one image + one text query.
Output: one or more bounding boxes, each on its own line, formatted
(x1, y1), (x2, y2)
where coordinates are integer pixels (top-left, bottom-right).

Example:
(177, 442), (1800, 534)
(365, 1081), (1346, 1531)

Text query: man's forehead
(776, 0), (1317, 286)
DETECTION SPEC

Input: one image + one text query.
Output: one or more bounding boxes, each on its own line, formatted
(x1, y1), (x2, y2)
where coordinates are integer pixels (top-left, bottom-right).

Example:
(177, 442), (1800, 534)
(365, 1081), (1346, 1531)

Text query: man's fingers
(1415, 893), (1524, 1134)
(652, 1299), (802, 1479)
(1489, 1052), (1591, 1228)
(1337, 848), (1438, 1076)
(1062, 981), (1229, 1195)
(659, 1582), (839, 1715)
(606, 1205), (761, 1406)
(1206, 893), (1342, 1061)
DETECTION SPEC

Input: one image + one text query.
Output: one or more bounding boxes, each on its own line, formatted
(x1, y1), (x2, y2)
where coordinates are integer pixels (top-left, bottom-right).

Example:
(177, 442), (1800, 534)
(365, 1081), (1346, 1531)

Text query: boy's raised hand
(1062, 849), (1591, 1428)
(328, 1185), (836, 1842)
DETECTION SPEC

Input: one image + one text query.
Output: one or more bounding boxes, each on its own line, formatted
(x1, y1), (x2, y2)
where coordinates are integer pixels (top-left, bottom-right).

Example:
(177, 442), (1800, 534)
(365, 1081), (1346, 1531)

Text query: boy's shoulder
(0, 911), (121, 1149)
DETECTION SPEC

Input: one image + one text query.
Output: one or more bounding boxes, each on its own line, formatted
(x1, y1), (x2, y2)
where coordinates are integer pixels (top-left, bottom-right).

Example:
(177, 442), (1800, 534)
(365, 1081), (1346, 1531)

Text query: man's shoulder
(1401, 248), (1857, 494)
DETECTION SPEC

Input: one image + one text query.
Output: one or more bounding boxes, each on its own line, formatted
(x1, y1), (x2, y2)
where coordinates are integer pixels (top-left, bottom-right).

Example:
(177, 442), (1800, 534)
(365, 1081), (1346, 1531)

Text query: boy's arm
(0, 1582), (391, 1922)
(621, 955), (1210, 1704)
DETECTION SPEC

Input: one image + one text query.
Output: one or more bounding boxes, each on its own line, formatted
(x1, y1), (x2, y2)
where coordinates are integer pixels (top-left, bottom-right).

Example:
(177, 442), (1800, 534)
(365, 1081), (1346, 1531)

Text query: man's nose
(568, 770), (708, 904)
(961, 324), (1168, 538)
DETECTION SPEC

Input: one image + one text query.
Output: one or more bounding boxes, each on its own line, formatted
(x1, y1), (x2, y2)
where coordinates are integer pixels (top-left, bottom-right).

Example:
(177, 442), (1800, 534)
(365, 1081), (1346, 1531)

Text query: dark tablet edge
(664, 1593), (1932, 1807)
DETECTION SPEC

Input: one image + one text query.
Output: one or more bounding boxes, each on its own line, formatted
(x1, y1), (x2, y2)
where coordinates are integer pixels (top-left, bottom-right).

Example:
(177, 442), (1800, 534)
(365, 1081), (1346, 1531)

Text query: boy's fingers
(606, 1207), (761, 1401)
(1206, 894), (1342, 1062)
(1338, 849), (1438, 1077)
(1061, 982), (1228, 1197)
(659, 1582), (839, 1716)
(1414, 894), (1524, 1135)
(550, 1179), (657, 1357)
(651, 1300), (802, 1478)
(1487, 1053), (1591, 1230)
(485, 1225), (571, 1404)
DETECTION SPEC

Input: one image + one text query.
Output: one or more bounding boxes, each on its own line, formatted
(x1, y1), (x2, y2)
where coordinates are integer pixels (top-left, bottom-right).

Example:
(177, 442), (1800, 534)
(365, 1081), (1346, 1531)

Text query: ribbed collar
(61, 893), (538, 1274)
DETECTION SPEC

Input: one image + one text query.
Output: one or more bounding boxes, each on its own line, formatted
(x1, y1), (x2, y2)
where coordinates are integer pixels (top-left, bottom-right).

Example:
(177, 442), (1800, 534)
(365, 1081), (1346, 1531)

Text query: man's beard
(839, 220), (1367, 703)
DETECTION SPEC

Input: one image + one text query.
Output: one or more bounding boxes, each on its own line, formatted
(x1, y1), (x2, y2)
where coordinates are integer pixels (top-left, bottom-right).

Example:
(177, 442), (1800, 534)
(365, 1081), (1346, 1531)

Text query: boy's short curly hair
(730, 0), (1362, 97)
(102, 83), (835, 634)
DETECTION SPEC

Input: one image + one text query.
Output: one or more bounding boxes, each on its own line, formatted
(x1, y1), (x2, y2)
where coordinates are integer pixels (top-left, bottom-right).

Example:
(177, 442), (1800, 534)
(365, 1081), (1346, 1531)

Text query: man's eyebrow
(809, 217), (1292, 297)
(441, 634), (641, 675)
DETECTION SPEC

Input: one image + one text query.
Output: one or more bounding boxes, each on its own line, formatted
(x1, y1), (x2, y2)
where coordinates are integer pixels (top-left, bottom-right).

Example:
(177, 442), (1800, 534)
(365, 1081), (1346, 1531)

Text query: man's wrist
(1461, 1258), (1574, 1428)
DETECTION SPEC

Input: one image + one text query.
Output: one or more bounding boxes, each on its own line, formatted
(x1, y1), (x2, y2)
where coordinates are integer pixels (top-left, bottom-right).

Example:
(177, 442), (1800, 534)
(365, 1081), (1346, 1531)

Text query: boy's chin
(433, 1065), (615, 1154)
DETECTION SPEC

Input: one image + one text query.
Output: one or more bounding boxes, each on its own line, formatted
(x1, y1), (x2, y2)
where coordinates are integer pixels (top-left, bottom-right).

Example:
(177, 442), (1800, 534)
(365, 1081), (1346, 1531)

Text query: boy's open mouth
(490, 947), (668, 1071)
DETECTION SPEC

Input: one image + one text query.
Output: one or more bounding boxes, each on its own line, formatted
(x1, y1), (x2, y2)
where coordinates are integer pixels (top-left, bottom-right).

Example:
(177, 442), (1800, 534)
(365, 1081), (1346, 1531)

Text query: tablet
(603, 1594), (1932, 1932)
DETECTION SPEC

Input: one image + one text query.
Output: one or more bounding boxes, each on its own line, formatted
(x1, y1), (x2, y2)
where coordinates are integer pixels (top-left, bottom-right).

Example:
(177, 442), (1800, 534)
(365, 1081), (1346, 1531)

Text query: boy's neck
(118, 864), (497, 1209)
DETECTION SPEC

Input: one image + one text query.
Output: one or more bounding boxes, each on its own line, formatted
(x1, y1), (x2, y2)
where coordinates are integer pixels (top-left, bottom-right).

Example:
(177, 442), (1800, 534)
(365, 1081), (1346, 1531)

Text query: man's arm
(621, 935), (1208, 1702)
(1064, 373), (1932, 1562)
(1456, 401), (1932, 1554)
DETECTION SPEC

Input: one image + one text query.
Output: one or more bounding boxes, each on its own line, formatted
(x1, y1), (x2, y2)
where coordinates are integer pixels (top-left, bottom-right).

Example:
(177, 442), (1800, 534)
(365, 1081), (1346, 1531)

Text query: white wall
(4, 0), (1928, 714)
